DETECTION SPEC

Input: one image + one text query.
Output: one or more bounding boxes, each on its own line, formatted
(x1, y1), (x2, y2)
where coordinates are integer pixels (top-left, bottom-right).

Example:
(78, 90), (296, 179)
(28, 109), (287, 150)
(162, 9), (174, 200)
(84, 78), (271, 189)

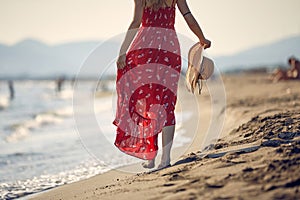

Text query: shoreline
(27, 76), (215, 199)
(31, 73), (300, 200)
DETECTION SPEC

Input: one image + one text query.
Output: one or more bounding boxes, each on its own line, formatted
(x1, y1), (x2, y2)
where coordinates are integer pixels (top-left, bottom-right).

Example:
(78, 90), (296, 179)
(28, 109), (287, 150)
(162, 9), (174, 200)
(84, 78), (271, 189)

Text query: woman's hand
(200, 38), (211, 49)
(116, 54), (126, 69)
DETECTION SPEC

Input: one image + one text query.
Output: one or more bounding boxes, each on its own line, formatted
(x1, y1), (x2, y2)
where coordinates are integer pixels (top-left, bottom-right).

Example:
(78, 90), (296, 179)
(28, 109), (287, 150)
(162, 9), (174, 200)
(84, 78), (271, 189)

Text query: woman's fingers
(119, 61), (126, 69)
(204, 40), (211, 49)
(116, 55), (126, 69)
(201, 39), (211, 49)
(117, 62), (123, 69)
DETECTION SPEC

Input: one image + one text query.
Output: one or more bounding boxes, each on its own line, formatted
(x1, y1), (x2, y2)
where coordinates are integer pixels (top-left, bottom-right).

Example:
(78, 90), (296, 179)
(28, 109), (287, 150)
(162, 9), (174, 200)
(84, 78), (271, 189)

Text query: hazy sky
(0, 0), (299, 56)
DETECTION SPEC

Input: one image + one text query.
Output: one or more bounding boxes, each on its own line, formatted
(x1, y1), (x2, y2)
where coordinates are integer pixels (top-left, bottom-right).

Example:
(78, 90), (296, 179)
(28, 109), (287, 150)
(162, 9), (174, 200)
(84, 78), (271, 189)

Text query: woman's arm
(117, 0), (145, 69)
(177, 0), (211, 48)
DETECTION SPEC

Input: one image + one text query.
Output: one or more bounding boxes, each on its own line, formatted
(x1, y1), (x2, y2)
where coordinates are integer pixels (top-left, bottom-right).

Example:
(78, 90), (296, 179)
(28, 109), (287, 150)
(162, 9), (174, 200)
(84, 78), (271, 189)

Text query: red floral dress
(113, 0), (181, 160)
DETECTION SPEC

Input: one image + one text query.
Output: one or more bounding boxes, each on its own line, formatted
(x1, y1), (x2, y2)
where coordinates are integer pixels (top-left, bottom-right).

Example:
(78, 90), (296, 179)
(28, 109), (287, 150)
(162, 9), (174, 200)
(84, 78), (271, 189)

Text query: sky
(0, 0), (299, 56)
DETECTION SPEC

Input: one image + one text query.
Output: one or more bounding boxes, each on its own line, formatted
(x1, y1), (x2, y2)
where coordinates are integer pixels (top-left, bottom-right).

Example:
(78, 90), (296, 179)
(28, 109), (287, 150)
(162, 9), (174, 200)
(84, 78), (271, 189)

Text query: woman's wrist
(198, 36), (206, 43)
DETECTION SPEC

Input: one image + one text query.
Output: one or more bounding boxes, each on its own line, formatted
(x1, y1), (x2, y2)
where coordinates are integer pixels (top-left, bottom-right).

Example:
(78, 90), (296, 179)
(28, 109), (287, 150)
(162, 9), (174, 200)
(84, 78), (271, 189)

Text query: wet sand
(31, 73), (300, 200)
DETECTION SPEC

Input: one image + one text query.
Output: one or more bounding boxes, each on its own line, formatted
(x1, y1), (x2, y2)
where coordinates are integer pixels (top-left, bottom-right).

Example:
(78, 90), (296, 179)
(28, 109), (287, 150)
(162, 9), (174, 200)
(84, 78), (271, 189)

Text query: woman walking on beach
(113, 0), (211, 169)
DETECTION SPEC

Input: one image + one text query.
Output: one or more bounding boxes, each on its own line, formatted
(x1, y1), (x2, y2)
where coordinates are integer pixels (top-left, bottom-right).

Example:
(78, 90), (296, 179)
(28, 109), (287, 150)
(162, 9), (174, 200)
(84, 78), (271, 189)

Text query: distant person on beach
(287, 57), (300, 80)
(270, 56), (300, 82)
(113, 0), (211, 170)
(270, 68), (288, 82)
(8, 80), (14, 100)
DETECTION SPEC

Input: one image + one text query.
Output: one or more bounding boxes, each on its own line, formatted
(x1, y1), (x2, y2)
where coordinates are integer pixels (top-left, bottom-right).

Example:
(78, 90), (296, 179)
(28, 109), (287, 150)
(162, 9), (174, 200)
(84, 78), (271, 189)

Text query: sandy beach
(31, 73), (300, 200)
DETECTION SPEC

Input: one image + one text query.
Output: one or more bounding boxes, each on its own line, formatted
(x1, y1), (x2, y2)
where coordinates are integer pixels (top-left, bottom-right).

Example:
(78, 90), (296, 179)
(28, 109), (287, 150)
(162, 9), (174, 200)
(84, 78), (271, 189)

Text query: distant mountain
(215, 35), (300, 72)
(0, 35), (299, 79)
(0, 39), (120, 79)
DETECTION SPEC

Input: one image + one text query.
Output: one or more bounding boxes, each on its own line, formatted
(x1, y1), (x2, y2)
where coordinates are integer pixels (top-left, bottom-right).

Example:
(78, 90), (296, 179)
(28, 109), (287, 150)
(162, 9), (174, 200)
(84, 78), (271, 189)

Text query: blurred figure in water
(287, 57), (300, 80)
(8, 80), (14, 100)
(55, 76), (65, 93)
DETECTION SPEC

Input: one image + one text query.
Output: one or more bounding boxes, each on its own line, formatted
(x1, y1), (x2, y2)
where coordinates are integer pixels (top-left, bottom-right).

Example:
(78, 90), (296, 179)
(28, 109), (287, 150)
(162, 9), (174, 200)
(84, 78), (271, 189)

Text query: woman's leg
(158, 125), (175, 168)
(142, 125), (175, 169)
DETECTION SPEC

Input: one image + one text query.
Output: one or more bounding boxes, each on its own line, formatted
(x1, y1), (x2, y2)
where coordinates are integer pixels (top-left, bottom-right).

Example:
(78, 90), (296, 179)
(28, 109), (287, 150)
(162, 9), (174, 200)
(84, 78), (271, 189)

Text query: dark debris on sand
(215, 111), (300, 149)
(203, 110), (300, 199)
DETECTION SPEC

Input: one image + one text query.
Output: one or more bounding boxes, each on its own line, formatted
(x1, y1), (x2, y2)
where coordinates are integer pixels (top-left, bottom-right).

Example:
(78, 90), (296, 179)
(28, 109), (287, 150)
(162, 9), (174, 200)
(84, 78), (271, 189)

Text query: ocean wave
(0, 159), (110, 200)
(4, 106), (73, 143)
(94, 99), (113, 113)
(0, 96), (9, 110)
(0, 152), (44, 168)
(52, 106), (73, 117)
(57, 89), (74, 100)
(42, 88), (74, 100)
(5, 126), (29, 143)
(5, 114), (63, 143)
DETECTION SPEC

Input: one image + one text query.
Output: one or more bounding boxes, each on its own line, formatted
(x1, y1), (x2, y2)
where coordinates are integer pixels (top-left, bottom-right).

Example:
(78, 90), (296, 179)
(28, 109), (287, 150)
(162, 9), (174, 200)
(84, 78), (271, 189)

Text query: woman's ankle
(142, 159), (155, 169)
(160, 155), (170, 165)
(161, 153), (170, 160)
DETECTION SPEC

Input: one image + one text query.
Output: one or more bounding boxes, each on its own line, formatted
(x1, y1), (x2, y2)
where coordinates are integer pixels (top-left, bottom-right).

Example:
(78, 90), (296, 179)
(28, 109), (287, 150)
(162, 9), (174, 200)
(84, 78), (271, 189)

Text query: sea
(0, 80), (192, 200)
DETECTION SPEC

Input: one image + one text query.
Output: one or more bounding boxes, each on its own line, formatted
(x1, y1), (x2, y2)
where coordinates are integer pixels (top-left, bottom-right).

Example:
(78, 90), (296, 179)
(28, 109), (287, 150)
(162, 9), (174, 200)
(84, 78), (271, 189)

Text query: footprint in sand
(163, 183), (175, 187)
(168, 174), (185, 181)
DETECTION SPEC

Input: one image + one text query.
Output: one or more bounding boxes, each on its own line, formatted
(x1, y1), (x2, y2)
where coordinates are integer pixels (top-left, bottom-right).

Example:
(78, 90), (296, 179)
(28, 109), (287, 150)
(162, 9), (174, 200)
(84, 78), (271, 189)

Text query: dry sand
(31, 73), (300, 200)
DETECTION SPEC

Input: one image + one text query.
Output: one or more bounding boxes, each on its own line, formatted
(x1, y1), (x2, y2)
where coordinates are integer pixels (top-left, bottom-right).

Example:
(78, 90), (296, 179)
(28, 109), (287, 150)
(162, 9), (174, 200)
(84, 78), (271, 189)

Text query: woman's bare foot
(142, 159), (155, 169)
(157, 159), (171, 170)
